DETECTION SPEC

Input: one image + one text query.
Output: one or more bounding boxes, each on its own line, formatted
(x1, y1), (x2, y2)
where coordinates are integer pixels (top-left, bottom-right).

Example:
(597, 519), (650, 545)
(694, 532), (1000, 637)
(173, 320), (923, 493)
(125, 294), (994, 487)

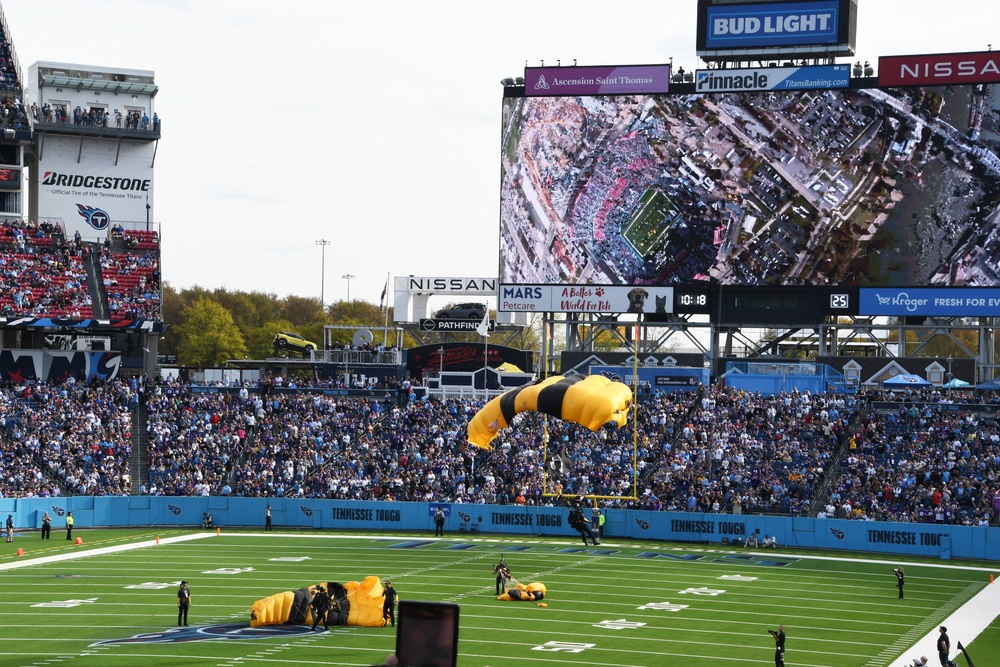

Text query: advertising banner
(694, 65), (849, 92)
(418, 319), (496, 333)
(406, 343), (532, 374)
(0, 349), (122, 382)
(878, 50), (1000, 86)
(859, 288), (1000, 317)
(499, 285), (673, 315)
(589, 365), (708, 390)
(12, 497), (1000, 561)
(703, 0), (840, 49)
(0, 167), (21, 190)
(397, 276), (496, 295)
(36, 136), (154, 241)
(524, 64), (670, 97)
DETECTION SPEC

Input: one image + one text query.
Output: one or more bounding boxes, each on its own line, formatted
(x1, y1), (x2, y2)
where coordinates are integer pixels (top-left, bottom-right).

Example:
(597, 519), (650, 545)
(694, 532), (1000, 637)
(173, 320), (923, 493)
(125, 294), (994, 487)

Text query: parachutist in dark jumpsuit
(493, 557), (512, 594)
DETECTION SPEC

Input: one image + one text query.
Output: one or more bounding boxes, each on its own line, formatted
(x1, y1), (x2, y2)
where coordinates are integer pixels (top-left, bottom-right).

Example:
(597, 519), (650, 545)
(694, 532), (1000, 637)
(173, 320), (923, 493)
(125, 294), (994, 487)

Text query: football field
(1, 529), (998, 666)
(622, 188), (680, 258)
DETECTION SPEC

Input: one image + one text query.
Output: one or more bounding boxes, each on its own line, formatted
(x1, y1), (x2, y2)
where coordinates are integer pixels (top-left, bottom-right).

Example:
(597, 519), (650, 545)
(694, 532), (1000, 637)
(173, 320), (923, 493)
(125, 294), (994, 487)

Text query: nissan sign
(879, 51), (1000, 86)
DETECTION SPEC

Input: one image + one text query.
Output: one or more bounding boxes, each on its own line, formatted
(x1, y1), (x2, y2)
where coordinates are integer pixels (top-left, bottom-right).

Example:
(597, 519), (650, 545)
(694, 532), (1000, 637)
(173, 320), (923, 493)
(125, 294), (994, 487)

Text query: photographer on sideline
(769, 625), (786, 667)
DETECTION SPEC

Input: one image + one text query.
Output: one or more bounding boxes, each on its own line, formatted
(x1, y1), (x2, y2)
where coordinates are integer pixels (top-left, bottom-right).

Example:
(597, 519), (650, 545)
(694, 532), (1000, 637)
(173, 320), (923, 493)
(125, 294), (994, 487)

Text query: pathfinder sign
(419, 319), (496, 333)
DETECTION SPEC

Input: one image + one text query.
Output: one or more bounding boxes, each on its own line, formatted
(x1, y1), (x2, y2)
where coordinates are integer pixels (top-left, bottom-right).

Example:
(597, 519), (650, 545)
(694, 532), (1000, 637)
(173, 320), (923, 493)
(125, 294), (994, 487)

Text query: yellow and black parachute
(498, 581), (547, 602)
(467, 374), (632, 451)
(250, 576), (386, 628)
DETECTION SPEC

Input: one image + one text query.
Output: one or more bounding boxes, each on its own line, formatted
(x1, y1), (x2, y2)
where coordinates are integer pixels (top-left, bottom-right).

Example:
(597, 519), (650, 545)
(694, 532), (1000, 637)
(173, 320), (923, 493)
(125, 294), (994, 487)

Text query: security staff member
(769, 625), (786, 667)
(894, 567), (905, 599)
(434, 507), (445, 537)
(382, 580), (397, 627)
(177, 581), (191, 626)
(65, 512), (74, 541)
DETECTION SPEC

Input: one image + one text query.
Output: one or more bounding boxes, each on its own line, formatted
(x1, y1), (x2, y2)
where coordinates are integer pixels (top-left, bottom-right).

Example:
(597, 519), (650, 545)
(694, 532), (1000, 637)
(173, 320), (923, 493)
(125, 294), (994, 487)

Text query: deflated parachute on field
(466, 373), (632, 451)
(498, 581), (547, 602)
(250, 576), (385, 628)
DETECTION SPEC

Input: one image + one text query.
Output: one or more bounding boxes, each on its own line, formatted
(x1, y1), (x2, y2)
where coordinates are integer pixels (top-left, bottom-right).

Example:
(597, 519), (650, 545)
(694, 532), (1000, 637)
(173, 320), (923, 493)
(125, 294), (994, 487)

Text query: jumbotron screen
(499, 83), (1000, 290)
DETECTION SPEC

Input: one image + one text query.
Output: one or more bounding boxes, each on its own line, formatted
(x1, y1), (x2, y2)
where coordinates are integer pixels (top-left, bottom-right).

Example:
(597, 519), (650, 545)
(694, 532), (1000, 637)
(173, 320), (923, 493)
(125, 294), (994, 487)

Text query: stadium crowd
(823, 397), (1000, 526)
(2, 374), (1000, 526)
(0, 25), (28, 130)
(0, 220), (93, 318)
(0, 377), (134, 497)
(99, 243), (161, 320)
(0, 219), (162, 320)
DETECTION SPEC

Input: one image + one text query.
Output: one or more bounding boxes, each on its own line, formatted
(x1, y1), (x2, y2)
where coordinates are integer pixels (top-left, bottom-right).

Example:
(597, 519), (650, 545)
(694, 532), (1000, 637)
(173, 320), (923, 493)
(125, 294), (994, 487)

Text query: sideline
(0, 532), (212, 572)
(2, 532), (996, 665)
(886, 579), (999, 667)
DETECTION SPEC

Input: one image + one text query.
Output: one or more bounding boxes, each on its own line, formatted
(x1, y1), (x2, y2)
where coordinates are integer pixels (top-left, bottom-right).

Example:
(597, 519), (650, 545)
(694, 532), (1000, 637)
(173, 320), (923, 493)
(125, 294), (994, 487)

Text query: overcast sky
(2, 0), (996, 307)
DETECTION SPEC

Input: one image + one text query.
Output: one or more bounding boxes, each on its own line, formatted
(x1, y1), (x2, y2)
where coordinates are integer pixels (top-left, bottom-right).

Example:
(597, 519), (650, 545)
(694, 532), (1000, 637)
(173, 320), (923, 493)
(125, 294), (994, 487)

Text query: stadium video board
(499, 71), (1000, 321)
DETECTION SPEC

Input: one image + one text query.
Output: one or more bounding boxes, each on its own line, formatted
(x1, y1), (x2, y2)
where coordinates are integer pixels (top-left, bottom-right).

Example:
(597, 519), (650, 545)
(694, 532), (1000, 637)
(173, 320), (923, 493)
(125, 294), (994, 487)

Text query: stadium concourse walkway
(82, 243), (108, 319)
(887, 578), (1000, 666)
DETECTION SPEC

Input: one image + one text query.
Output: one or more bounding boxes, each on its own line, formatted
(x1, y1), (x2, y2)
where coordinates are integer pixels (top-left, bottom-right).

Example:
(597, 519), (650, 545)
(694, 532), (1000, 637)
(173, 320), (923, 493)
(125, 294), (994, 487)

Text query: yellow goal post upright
(540, 316), (640, 509)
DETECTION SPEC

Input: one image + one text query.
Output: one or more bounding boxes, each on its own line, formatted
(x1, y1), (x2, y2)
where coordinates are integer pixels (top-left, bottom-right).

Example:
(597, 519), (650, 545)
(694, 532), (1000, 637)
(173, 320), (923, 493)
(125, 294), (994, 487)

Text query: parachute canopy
(498, 581), (547, 602)
(250, 576), (386, 628)
(467, 374), (632, 451)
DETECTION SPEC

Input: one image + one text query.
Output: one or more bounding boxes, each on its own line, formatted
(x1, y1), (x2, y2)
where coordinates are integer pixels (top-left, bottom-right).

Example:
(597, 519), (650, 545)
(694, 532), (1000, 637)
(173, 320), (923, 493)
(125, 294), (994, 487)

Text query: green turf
(963, 616), (1000, 663)
(622, 188), (681, 257)
(0, 531), (994, 666)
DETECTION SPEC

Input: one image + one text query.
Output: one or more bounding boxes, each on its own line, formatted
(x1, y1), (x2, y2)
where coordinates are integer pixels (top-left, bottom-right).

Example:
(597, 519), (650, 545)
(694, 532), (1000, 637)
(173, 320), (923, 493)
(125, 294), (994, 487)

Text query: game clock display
(673, 288), (712, 314)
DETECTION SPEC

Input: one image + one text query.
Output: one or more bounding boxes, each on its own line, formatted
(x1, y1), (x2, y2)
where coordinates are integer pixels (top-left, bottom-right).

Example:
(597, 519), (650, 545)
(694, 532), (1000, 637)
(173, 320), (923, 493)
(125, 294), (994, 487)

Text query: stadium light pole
(316, 239), (331, 309)
(342, 273), (356, 303)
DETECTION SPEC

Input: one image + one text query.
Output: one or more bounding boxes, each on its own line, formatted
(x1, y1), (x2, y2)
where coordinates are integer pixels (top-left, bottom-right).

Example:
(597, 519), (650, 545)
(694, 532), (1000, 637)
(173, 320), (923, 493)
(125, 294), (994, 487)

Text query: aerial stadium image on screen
(499, 83), (1000, 288)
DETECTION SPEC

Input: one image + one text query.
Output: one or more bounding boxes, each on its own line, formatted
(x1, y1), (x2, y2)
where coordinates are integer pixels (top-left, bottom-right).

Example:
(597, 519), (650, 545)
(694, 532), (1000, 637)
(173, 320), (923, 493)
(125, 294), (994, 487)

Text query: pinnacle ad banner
(694, 65), (849, 92)
(36, 136), (155, 241)
(524, 64), (671, 97)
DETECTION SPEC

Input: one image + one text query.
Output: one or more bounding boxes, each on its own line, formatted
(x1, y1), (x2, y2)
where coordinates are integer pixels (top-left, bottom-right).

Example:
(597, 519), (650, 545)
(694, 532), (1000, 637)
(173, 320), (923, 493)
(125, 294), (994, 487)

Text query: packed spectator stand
(3, 374), (999, 528)
(100, 226), (161, 320)
(0, 220), (93, 318)
(0, 219), (160, 320)
(824, 388), (1000, 526)
(0, 377), (134, 498)
(0, 15), (27, 131)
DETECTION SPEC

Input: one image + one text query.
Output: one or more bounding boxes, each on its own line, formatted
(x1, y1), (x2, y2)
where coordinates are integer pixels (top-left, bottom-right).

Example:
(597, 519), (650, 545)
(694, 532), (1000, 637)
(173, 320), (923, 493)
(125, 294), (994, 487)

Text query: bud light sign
(704, 0), (840, 49)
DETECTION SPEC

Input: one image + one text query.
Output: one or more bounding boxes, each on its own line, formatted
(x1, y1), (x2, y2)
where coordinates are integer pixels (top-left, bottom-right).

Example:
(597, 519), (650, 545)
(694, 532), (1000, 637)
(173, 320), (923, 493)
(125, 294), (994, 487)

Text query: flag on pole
(379, 277), (389, 310)
(476, 312), (491, 338)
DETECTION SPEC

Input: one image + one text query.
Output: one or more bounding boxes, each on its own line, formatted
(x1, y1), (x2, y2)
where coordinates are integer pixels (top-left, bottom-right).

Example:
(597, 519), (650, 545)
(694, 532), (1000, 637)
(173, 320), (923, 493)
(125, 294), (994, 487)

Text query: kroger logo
(874, 292), (928, 312)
